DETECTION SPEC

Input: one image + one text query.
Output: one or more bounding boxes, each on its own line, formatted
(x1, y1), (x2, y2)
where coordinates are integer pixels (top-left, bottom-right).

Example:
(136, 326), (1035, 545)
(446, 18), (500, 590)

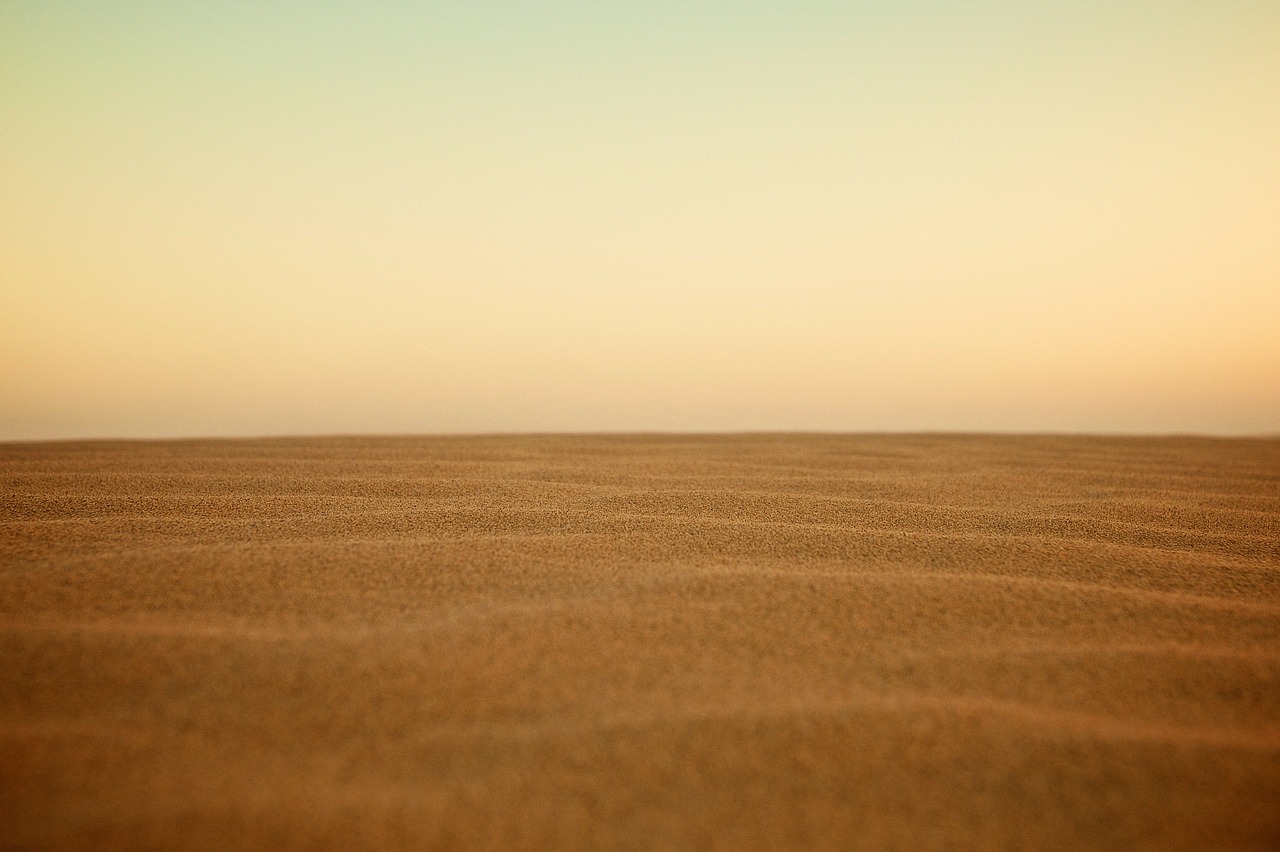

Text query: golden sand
(2, 434), (1278, 850)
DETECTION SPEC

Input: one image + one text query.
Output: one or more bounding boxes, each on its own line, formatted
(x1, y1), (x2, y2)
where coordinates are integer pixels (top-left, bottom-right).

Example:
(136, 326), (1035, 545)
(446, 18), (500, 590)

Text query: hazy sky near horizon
(2, 1), (1278, 439)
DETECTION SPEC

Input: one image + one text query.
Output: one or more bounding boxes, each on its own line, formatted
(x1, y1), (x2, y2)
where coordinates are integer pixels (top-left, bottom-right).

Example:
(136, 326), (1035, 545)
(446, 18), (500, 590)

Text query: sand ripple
(3, 434), (1279, 850)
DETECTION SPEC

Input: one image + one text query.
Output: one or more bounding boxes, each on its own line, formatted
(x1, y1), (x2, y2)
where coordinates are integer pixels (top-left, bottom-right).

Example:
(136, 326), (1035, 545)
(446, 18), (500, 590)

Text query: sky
(2, 1), (1278, 439)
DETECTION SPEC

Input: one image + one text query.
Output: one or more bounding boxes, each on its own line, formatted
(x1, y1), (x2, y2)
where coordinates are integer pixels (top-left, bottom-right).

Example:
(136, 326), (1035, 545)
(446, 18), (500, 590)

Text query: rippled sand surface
(3, 434), (1279, 850)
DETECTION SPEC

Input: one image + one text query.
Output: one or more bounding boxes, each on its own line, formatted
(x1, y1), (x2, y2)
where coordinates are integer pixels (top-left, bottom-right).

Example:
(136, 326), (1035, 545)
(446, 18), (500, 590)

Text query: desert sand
(2, 434), (1278, 850)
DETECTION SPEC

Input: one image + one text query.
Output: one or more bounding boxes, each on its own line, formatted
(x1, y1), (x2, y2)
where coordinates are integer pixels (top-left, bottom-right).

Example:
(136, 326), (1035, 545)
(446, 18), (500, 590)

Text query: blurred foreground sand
(2, 434), (1279, 850)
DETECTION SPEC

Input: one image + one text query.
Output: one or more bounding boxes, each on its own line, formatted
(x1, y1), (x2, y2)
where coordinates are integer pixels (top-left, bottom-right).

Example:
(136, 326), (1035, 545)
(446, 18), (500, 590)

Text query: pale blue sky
(3, 2), (1278, 437)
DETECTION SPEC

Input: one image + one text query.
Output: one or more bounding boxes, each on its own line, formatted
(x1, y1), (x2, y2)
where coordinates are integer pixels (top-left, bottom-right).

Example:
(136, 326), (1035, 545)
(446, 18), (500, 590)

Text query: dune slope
(2, 434), (1279, 850)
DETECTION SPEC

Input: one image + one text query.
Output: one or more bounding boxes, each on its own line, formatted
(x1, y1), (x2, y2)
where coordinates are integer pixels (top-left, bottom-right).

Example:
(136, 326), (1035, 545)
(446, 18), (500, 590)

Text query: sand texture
(2, 434), (1279, 850)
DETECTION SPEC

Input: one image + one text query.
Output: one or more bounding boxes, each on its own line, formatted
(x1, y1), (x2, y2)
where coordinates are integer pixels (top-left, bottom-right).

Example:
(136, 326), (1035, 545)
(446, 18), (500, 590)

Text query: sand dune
(2, 434), (1278, 850)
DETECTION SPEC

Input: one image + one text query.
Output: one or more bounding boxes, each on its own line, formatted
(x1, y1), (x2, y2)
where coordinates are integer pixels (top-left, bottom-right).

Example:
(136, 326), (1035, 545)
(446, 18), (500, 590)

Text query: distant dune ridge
(2, 434), (1279, 850)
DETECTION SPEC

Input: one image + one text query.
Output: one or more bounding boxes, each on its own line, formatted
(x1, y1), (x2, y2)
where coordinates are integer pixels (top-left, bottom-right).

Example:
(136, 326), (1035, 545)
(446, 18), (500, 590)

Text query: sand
(2, 433), (1278, 850)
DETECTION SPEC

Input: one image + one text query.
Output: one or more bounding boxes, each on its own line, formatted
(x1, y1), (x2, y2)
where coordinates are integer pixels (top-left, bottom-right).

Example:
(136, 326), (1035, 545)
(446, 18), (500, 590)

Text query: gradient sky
(2, 1), (1278, 439)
